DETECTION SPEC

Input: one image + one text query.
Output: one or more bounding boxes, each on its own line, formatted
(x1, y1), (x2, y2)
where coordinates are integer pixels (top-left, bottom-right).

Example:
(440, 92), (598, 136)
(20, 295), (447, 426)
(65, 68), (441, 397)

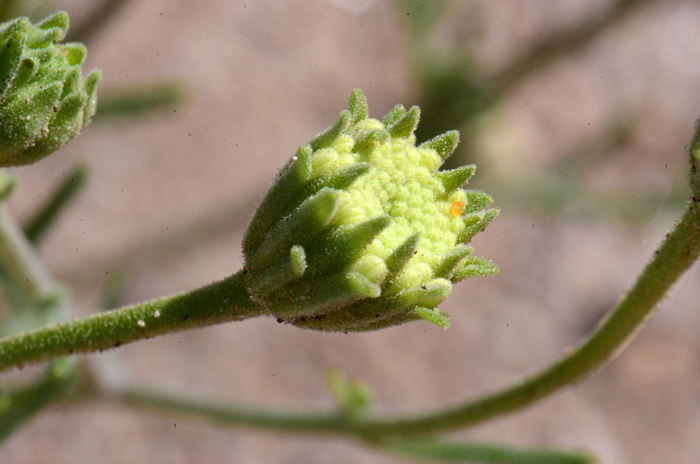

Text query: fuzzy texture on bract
(0, 12), (100, 166)
(243, 89), (497, 332)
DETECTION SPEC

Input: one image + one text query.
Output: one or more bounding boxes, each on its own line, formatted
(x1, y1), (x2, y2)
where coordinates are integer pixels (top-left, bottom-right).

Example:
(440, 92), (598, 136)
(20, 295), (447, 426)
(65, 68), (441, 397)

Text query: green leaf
(386, 439), (596, 464)
(384, 233), (420, 277)
(271, 270), (380, 318)
(247, 245), (309, 295)
(388, 105), (420, 138)
(395, 278), (451, 308)
(243, 145), (317, 256)
(249, 187), (339, 269)
(0, 81), (62, 152)
(382, 103), (406, 127)
(463, 191), (494, 214)
(348, 88), (368, 124)
(22, 164), (89, 244)
(325, 367), (374, 413)
(436, 165), (476, 196)
(22, 91), (86, 160)
(0, 13), (100, 165)
(433, 244), (473, 279)
(0, 25), (24, 98)
(0, 361), (77, 443)
(411, 307), (450, 328)
(62, 43), (86, 66)
(310, 110), (351, 151)
(92, 80), (184, 122)
(451, 256), (498, 282)
(82, 69), (101, 124)
(306, 162), (371, 193)
(420, 130), (460, 162)
(352, 128), (389, 154)
(306, 216), (392, 276)
(458, 209), (499, 243)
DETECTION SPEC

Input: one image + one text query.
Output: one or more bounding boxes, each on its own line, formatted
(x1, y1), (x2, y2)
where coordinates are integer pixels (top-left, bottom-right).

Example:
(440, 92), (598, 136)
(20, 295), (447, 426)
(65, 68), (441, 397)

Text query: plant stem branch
(107, 386), (352, 435)
(358, 152), (700, 437)
(0, 361), (79, 441)
(384, 438), (595, 464)
(23, 164), (89, 245)
(97, 133), (700, 440)
(0, 271), (266, 372)
(0, 205), (61, 311)
(67, 0), (133, 44)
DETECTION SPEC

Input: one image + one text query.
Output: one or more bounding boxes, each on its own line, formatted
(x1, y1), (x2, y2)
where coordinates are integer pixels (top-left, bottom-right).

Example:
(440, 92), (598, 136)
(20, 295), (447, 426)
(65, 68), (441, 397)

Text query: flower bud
(243, 90), (497, 332)
(0, 12), (100, 166)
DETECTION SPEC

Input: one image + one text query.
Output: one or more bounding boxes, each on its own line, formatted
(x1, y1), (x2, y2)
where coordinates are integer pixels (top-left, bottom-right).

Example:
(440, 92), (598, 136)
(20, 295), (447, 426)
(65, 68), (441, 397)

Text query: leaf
(386, 438), (596, 464)
(420, 130), (460, 162)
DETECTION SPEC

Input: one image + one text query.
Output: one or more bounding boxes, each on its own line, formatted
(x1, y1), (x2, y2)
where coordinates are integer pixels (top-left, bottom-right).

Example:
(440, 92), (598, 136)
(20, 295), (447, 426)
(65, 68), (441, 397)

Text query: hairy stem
(358, 147), (700, 436)
(97, 132), (700, 440)
(0, 271), (266, 371)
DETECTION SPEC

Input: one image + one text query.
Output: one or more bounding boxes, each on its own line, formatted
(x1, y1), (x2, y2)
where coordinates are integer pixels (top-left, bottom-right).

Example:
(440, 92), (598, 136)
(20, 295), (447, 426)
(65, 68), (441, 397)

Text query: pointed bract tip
(310, 110), (351, 151)
(349, 89), (368, 124)
(437, 165), (476, 196)
(412, 307), (451, 329)
(420, 130), (460, 161)
(382, 104), (406, 127)
(388, 106), (420, 138)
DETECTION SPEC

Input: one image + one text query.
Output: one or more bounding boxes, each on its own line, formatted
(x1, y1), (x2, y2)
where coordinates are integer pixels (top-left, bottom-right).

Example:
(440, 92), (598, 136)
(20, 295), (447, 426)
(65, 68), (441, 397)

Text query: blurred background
(1, 0), (700, 462)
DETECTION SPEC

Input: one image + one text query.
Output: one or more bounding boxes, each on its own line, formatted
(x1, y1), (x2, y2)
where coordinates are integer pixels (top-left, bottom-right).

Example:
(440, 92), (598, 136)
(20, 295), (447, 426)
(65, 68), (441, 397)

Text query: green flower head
(0, 12), (100, 166)
(243, 90), (497, 332)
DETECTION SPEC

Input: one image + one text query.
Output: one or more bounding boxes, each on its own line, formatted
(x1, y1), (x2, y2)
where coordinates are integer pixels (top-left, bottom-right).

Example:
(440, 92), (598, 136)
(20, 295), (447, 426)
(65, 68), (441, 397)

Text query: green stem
(492, 0), (652, 90)
(0, 205), (61, 310)
(0, 360), (78, 441)
(99, 134), (700, 440)
(110, 386), (352, 435)
(23, 164), (89, 245)
(93, 81), (185, 122)
(359, 154), (700, 437)
(0, 271), (266, 371)
(384, 438), (595, 464)
(66, 0), (132, 44)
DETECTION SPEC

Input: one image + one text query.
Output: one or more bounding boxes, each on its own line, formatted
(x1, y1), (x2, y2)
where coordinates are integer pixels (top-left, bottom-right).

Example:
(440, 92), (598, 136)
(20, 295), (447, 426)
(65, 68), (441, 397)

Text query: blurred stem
(384, 438), (595, 464)
(23, 164), (89, 245)
(103, 388), (594, 463)
(100, 270), (127, 310)
(108, 386), (350, 435)
(94, 125), (700, 441)
(492, 0), (652, 89)
(93, 81), (185, 123)
(67, 0), (132, 43)
(0, 187), (76, 444)
(0, 270), (266, 372)
(481, 171), (686, 225)
(0, 360), (78, 441)
(0, 205), (61, 311)
(361, 140), (700, 437)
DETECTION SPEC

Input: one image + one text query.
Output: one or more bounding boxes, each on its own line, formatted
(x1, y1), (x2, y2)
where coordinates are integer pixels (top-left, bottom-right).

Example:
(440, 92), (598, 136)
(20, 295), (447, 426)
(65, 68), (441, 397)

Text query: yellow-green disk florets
(0, 12), (100, 166)
(243, 89), (497, 332)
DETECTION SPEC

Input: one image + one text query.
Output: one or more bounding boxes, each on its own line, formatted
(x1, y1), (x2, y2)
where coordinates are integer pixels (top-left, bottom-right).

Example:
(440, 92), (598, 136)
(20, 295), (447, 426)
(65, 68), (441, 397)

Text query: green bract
(0, 12), (100, 166)
(243, 90), (497, 332)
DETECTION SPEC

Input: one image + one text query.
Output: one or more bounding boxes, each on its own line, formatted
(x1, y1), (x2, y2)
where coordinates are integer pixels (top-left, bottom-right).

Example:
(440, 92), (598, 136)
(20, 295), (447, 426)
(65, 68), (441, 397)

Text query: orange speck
(451, 201), (464, 217)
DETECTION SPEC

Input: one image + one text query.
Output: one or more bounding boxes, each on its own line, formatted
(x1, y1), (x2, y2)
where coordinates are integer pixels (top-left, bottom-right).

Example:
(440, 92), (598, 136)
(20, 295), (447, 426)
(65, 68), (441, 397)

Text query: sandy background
(2, 0), (700, 462)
